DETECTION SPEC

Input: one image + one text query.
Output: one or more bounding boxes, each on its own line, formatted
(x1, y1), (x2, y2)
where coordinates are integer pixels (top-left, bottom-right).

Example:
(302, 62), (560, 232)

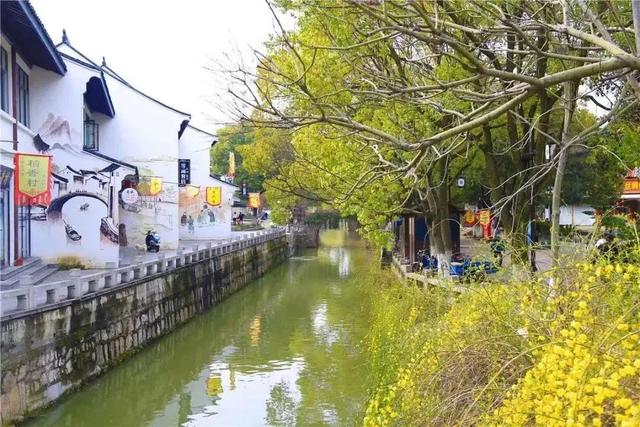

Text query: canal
(28, 230), (372, 426)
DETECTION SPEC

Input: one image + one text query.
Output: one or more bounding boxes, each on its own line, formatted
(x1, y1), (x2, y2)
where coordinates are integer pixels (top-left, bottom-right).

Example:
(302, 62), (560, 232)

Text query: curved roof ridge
(57, 39), (101, 69)
(186, 123), (218, 139)
(100, 64), (191, 117)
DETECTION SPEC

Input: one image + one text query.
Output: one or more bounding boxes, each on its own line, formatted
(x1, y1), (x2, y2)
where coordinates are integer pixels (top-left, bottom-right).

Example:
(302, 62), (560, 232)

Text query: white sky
(31, 0), (288, 134)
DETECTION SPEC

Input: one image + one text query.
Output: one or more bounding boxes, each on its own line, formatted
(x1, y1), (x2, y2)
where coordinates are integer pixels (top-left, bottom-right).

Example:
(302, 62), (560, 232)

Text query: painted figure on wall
(118, 172), (179, 249)
(178, 183), (230, 240)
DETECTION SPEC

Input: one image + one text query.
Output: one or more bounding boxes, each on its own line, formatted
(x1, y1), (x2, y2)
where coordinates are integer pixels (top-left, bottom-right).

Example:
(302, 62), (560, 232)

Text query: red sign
(478, 209), (491, 226)
(14, 154), (52, 206)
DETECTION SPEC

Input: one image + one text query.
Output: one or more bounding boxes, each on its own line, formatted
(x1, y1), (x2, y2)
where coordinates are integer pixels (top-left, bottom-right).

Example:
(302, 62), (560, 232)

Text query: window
(0, 47), (8, 112)
(84, 118), (99, 150)
(16, 66), (29, 126)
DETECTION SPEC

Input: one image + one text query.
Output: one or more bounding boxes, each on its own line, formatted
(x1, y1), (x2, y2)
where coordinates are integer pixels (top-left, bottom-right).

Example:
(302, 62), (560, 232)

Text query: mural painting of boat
(63, 220), (82, 241)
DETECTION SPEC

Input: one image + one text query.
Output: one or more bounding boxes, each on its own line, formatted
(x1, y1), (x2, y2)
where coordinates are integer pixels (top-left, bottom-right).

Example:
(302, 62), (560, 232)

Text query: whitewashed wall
(27, 55), (133, 267)
(96, 72), (189, 250)
(178, 125), (234, 240)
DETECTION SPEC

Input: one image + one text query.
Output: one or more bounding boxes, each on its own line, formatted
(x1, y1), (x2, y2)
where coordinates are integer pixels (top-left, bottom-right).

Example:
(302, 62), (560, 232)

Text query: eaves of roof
(2, 1), (66, 75)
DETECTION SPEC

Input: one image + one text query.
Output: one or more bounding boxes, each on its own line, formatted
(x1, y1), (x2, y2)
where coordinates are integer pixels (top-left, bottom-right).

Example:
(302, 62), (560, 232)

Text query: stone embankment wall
(0, 236), (288, 424)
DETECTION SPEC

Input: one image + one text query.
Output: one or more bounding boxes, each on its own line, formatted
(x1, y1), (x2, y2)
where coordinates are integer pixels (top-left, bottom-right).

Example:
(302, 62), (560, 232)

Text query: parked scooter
(145, 230), (160, 252)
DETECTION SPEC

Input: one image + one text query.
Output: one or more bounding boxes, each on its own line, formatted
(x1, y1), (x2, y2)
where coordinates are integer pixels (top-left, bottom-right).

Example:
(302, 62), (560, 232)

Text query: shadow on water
(27, 229), (371, 427)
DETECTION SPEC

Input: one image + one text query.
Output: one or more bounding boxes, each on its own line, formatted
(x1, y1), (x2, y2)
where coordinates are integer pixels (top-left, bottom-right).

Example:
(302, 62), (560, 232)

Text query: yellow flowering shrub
(363, 259), (640, 427)
(486, 262), (640, 426)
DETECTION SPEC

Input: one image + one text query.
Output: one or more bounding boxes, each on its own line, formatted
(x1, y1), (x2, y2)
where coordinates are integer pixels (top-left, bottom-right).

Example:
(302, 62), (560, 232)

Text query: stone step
(0, 278), (20, 290)
(0, 258), (42, 281)
(18, 265), (59, 286)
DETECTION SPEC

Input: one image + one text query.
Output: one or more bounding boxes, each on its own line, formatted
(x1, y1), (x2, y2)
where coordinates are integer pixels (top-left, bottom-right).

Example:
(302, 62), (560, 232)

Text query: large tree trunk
(551, 5), (579, 270)
(425, 182), (453, 276)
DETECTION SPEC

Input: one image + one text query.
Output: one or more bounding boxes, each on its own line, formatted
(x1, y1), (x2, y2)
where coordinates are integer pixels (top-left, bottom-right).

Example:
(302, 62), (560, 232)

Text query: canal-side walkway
(0, 228), (285, 317)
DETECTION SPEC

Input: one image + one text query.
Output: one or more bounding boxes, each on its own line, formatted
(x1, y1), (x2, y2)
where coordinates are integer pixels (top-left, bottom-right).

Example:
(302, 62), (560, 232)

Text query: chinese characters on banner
(248, 192), (261, 209)
(206, 187), (222, 206)
(463, 210), (476, 226)
(14, 154), (52, 206)
(478, 209), (491, 226)
(623, 178), (640, 194)
(178, 159), (191, 187)
(478, 209), (493, 239)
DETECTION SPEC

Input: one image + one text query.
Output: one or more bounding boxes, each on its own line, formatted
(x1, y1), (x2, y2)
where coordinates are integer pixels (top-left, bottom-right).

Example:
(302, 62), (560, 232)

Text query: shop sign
(14, 154), (52, 206)
(624, 178), (640, 194)
(478, 209), (491, 226)
(248, 192), (261, 208)
(206, 187), (222, 206)
(121, 188), (139, 204)
(463, 210), (476, 225)
(178, 159), (190, 187)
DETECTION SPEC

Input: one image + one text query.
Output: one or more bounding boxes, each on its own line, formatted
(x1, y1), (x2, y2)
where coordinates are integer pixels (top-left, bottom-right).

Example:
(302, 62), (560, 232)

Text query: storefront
(621, 168), (640, 219)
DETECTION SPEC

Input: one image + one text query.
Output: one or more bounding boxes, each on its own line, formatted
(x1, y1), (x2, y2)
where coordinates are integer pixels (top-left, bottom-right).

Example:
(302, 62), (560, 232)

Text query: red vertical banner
(478, 209), (492, 240)
(14, 153), (52, 206)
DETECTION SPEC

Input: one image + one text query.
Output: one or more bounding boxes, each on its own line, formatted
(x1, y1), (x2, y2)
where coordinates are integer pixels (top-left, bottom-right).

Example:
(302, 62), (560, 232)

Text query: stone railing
(0, 229), (286, 317)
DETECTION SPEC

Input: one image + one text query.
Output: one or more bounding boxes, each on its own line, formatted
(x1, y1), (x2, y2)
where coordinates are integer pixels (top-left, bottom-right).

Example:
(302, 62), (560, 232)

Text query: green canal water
(29, 230), (372, 427)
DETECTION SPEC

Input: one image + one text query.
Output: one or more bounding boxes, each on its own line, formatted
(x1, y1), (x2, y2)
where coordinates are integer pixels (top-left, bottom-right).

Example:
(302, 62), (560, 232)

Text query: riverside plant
(363, 253), (640, 426)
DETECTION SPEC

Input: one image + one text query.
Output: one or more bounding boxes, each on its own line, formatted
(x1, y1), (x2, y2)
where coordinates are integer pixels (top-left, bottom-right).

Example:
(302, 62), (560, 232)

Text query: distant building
(621, 168), (640, 217)
(178, 125), (236, 240)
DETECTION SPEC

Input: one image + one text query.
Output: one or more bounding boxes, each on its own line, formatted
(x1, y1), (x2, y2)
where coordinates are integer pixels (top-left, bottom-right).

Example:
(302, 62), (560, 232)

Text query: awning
(621, 194), (640, 200)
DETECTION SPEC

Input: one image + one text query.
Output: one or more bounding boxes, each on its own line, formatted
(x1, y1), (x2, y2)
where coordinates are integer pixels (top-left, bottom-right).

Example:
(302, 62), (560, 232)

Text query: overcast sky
(31, 0), (288, 134)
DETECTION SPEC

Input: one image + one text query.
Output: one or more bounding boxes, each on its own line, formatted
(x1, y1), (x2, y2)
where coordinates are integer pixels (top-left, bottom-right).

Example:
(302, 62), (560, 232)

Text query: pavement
(37, 230), (272, 285)
(460, 236), (588, 273)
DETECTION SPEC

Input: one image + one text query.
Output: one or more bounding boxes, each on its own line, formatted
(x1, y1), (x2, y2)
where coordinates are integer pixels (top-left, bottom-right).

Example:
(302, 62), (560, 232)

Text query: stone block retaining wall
(0, 235), (288, 424)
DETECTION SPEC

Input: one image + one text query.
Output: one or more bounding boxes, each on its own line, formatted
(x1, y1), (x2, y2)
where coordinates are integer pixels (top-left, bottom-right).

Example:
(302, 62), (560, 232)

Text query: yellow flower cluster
(363, 260), (640, 427)
(487, 262), (640, 427)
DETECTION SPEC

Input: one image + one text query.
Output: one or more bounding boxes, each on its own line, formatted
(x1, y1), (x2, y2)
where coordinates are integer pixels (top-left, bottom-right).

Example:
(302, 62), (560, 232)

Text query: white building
(1, 2), (68, 267)
(1, 1), (234, 268)
(178, 125), (236, 240)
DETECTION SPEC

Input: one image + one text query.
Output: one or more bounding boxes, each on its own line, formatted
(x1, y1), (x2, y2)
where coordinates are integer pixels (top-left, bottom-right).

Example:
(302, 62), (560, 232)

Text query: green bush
(56, 256), (86, 270)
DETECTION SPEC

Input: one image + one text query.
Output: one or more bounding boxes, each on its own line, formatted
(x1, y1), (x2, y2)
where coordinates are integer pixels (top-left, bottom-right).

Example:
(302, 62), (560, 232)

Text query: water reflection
(326, 247), (351, 278)
(185, 359), (305, 427)
(28, 230), (370, 427)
